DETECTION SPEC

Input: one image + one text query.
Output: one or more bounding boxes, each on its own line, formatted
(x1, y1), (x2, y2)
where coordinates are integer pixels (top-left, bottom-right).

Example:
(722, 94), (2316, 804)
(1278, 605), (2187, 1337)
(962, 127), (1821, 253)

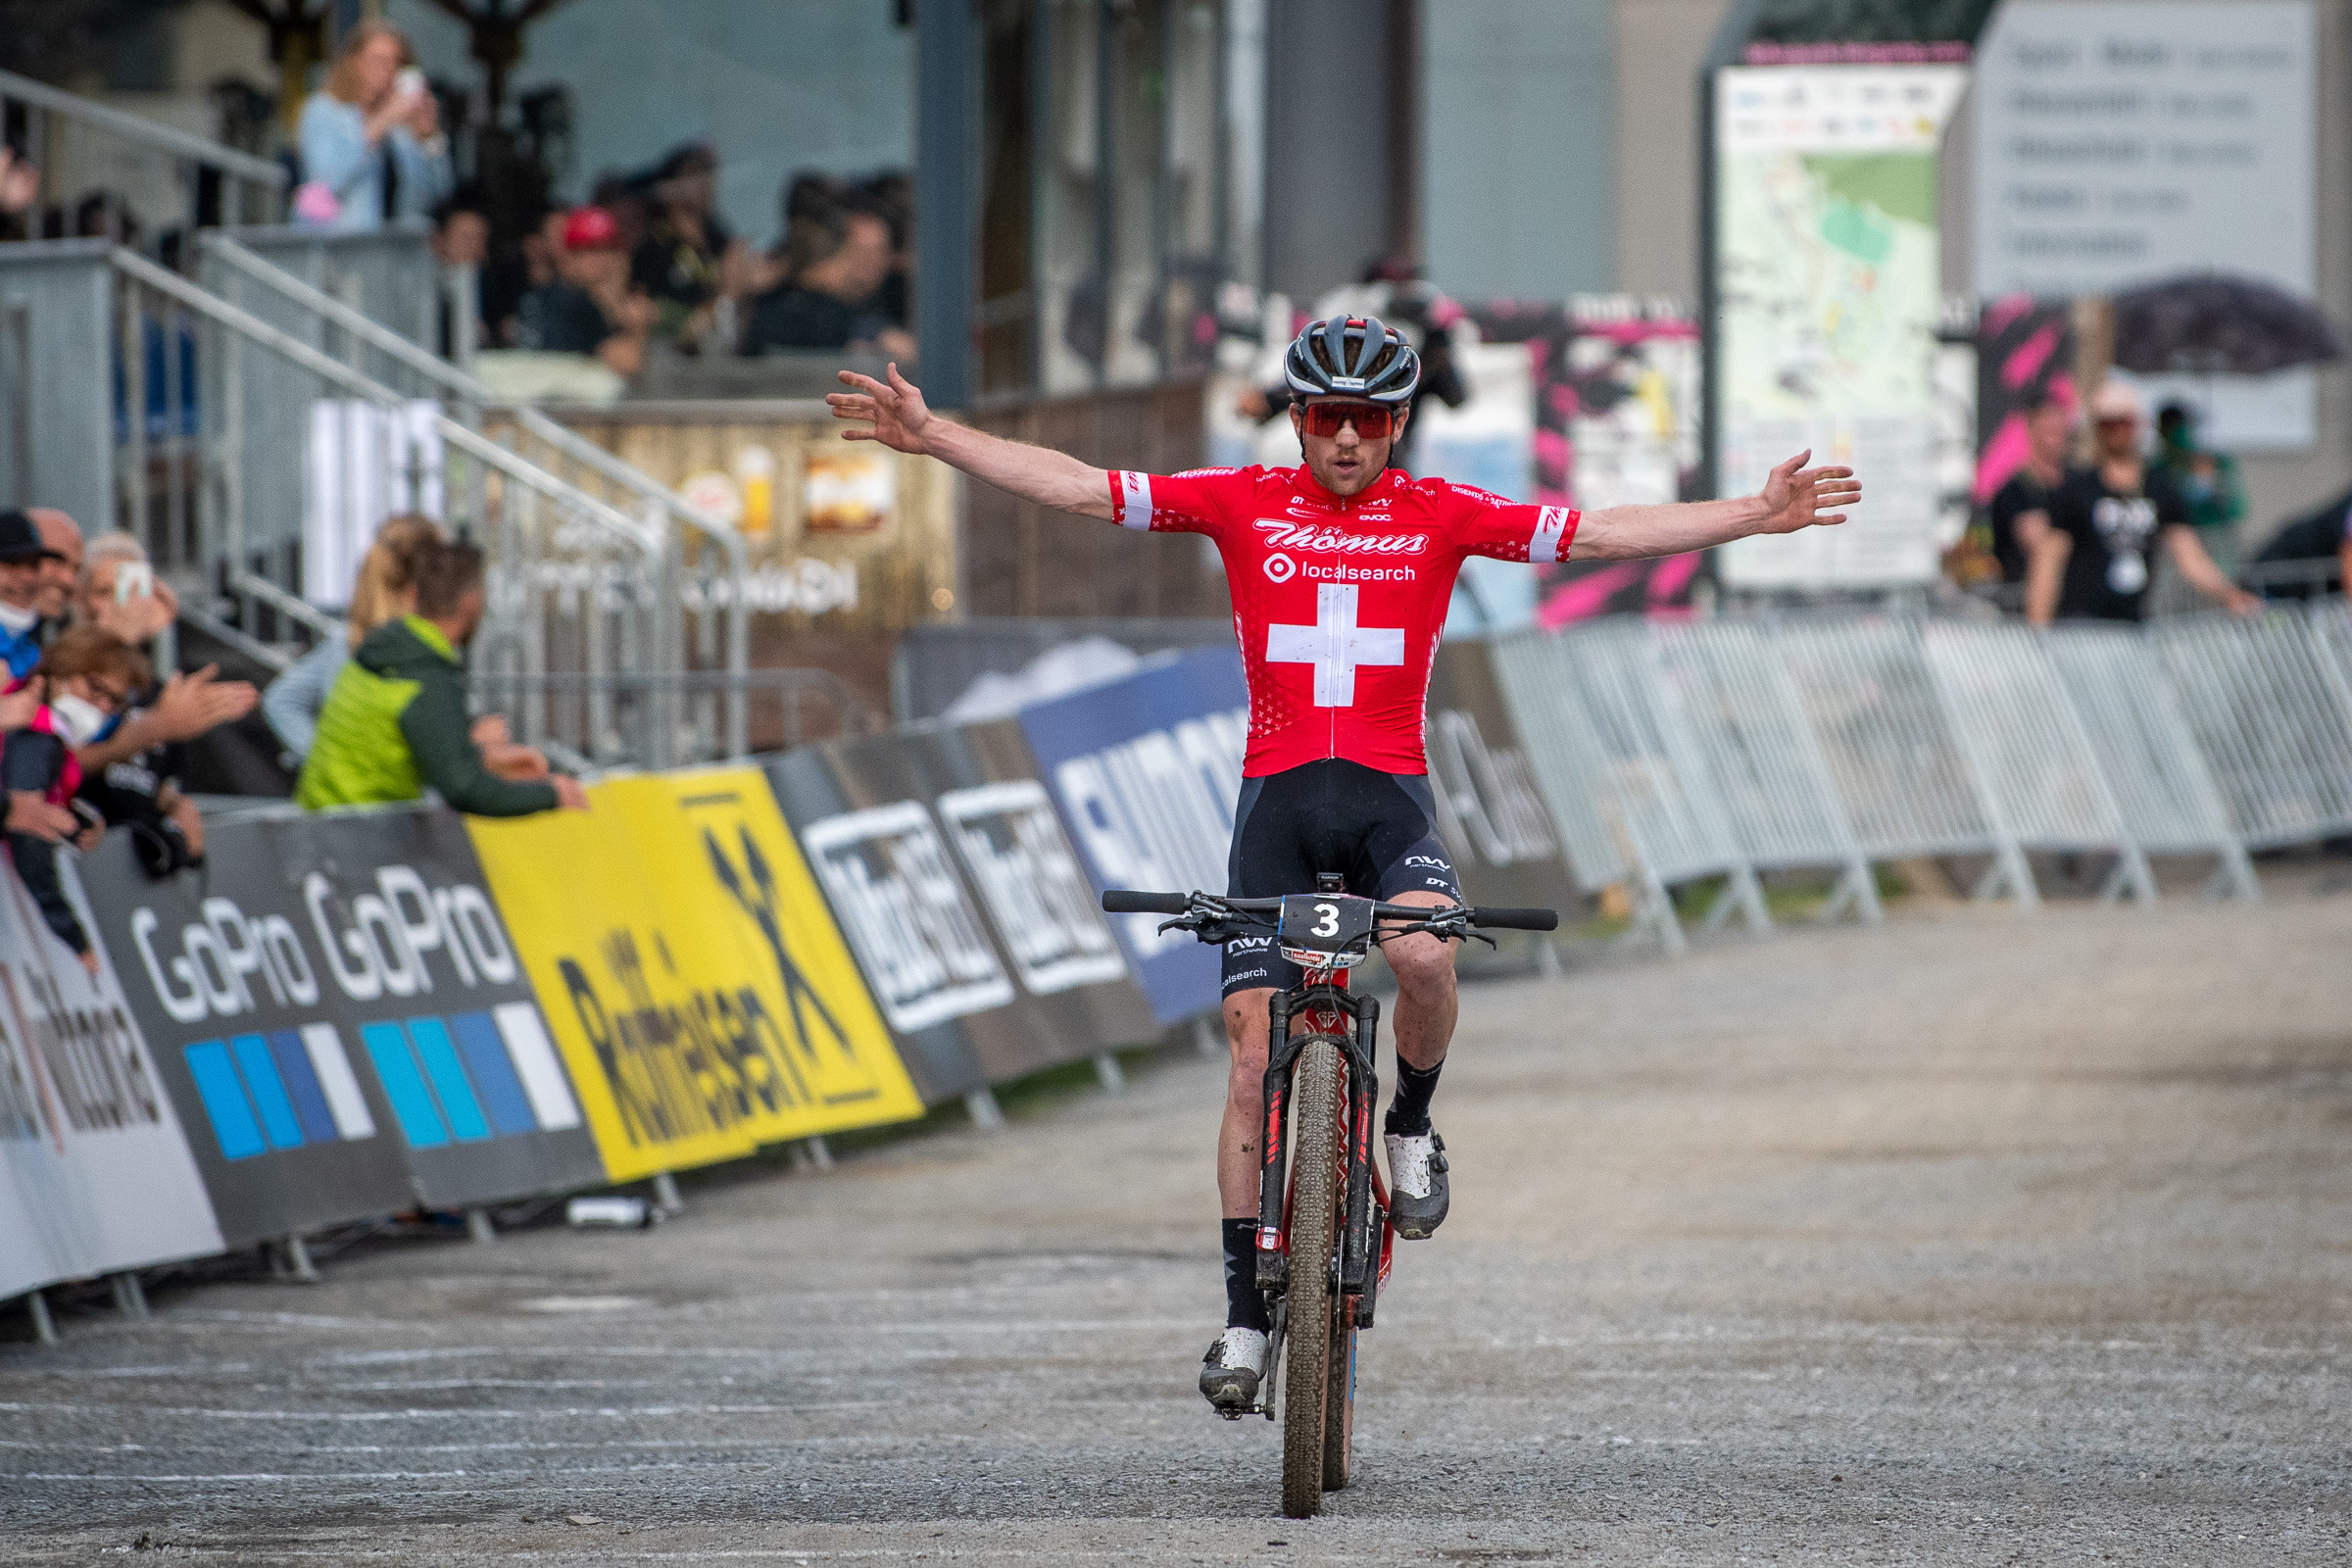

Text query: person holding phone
(294, 22), (452, 233)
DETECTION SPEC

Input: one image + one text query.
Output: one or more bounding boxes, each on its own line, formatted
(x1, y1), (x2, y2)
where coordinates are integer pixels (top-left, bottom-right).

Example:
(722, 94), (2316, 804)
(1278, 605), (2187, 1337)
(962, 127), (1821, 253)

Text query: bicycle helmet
(1284, 315), (1420, 406)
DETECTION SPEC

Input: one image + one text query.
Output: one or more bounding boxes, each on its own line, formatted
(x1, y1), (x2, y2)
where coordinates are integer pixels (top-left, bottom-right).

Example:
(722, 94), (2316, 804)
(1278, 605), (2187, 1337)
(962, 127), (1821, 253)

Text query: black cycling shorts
(1219, 758), (1464, 997)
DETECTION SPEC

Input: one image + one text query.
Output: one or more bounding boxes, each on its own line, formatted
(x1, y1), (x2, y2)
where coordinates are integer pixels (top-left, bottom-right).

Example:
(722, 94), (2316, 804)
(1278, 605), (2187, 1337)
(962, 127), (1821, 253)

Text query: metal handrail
(198, 232), (753, 757)
(0, 69), (288, 190)
(111, 247), (662, 559)
(233, 569), (346, 642)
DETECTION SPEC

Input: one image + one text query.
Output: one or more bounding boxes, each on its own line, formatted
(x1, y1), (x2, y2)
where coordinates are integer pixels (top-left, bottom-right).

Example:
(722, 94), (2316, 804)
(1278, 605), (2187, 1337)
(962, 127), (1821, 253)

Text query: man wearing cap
(2028, 381), (2261, 624)
(515, 206), (656, 378)
(0, 510), (63, 679)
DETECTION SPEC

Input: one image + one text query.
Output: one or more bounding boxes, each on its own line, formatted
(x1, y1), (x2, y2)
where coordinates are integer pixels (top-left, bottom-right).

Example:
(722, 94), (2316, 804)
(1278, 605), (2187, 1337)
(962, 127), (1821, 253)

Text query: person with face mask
(0, 510), (68, 680)
(5, 628), (145, 975)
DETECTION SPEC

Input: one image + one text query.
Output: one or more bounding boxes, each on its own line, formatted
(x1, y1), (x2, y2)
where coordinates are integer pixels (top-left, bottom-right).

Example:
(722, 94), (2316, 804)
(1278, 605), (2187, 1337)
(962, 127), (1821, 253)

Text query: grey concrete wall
(1421, 0), (1615, 300)
(1263, 0), (1396, 300)
(1611, 0), (1731, 300)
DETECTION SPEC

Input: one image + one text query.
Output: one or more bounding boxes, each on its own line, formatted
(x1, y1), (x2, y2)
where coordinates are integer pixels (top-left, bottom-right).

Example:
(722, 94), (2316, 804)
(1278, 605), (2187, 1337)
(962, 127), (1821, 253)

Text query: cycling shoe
(1200, 1326), (1268, 1413)
(1385, 1128), (1449, 1239)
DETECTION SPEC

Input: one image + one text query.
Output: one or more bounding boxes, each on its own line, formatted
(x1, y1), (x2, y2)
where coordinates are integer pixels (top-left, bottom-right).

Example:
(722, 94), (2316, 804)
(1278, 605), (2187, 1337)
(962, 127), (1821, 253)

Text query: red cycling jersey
(1106, 464), (1578, 777)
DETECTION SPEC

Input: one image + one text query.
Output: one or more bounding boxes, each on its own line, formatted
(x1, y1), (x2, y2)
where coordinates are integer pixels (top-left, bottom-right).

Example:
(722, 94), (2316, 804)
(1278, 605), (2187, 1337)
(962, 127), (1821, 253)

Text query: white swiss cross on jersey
(1267, 583), (1405, 708)
(1107, 465), (1578, 777)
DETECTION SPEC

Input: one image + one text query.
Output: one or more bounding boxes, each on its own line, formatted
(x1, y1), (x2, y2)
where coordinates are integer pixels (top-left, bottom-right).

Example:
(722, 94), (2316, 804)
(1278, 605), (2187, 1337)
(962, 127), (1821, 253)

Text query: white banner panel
(0, 858), (223, 1298)
(1715, 64), (1971, 589)
(1972, 2), (2317, 449)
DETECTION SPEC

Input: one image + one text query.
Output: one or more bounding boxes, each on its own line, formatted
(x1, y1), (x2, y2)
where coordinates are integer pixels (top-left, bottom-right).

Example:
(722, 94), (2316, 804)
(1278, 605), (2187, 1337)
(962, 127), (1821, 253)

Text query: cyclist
(829, 318), (1859, 1413)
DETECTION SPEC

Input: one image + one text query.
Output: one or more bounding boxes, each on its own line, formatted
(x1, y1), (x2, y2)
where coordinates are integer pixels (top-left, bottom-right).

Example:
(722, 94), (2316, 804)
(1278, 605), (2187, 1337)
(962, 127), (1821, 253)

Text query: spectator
(294, 21), (454, 234)
(2027, 382), (2260, 624)
(515, 207), (656, 377)
(854, 171), (912, 329)
(296, 539), (585, 816)
(69, 524), (259, 777)
(2153, 401), (2248, 572)
(263, 514), (439, 762)
(629, 142), (743, 346)
(0, 144), (37, 241)
(740, 205), (912, 359)
(1984, 390), (2077, 591)
(0, 510), (65, 679)
(431, 189), (492, 357)
(26, 508), (84, 631)
(7, 629), (142, 974)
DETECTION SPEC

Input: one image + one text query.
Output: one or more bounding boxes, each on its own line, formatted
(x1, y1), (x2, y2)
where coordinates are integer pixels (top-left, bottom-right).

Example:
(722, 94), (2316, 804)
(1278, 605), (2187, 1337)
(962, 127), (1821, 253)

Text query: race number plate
(1276, 893), (1376, 954)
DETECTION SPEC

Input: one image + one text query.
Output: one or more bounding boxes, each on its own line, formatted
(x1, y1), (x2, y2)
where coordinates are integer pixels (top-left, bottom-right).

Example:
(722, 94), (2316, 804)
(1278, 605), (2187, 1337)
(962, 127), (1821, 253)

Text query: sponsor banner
(468, 770), (922, 1182)
(0, 858), (223, 1296)
(1423, 640), (1588, 915)
(766, 722), (1156, 1100)
(1016, 649), (1250, 1025)
(81, 809), (604, 1246)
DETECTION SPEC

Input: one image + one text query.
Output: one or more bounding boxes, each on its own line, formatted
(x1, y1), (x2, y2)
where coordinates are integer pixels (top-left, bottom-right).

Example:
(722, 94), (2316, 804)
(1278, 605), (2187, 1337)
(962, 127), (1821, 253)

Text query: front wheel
(1322, 1306), (1356, 1491)
(1280, 1037), (1343, 1519)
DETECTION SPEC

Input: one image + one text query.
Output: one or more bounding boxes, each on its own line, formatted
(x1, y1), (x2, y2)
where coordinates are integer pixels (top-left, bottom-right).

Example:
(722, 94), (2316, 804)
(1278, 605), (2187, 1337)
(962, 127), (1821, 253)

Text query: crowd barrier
(1496, 604), (2352, 949)
(10, 602), (2346, 1320)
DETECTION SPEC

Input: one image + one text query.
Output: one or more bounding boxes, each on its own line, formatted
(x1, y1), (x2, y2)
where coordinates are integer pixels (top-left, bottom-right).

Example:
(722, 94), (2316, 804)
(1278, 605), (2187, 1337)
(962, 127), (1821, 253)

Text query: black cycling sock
(1385, 1056), (1444, 1136)
(1222, 1217), (1270, 1332)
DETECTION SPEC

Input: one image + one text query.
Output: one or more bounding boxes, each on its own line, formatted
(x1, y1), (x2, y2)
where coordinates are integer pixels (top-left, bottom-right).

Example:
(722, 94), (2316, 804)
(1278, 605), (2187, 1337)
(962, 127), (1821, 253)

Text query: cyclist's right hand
(828, 363), (932, 456)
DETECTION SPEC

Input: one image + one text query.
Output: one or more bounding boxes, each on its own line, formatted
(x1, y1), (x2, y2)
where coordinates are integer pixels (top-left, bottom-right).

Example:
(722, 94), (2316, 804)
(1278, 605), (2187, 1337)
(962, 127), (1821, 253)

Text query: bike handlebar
(1100, 890), (1194, 915)
(1099, 889), (1558, 932)
(1471, 906), (1560, 932)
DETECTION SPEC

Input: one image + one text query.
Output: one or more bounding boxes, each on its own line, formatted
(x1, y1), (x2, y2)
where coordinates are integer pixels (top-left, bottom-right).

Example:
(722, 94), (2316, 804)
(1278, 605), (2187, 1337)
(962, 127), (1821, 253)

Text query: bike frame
(1255, 958), (1396, 1331)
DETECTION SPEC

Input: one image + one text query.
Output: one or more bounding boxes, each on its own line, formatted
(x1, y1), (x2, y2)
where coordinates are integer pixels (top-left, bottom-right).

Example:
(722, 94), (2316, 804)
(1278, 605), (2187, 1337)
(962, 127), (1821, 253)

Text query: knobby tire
(1282, 1038), (1344, 1518)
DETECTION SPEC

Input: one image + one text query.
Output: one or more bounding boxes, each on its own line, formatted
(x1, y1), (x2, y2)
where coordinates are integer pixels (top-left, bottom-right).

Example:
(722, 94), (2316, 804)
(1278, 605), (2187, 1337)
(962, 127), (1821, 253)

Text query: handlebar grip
(1101, 889), (1193, 916)
(1472, 906), (1559, 932)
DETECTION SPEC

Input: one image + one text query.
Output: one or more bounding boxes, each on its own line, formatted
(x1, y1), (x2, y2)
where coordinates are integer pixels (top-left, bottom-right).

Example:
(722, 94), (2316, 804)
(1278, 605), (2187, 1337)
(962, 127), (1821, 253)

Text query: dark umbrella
(2110, 272), (2345, 376)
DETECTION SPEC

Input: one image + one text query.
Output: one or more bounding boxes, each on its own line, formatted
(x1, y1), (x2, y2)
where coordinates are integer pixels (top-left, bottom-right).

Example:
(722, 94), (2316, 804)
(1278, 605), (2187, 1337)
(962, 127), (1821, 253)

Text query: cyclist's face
(1292, 397), (1405, 498)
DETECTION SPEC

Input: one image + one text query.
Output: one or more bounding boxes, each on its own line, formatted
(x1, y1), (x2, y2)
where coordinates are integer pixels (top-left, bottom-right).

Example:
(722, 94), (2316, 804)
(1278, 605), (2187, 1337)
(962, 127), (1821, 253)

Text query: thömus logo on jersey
(1252, 520), (1430, 556)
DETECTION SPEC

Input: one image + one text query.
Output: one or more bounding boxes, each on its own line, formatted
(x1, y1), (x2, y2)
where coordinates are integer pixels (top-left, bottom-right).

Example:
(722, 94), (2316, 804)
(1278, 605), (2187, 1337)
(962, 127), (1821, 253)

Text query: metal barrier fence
(0, 69), (285, 245)
(2040, 625), (2259, 902)
(1772, 616), (2038, 908)
(194, 231), (753, 758)
(1494, 606), (2350, 951)
(1922, 622), (2155, 904)
(2152, 608), (2352, 851)
(1650, 619), (1882, 925)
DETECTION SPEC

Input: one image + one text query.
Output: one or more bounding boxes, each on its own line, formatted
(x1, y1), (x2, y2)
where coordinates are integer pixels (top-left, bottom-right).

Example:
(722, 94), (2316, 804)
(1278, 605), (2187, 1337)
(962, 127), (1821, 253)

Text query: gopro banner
(766, 721), (1156, 1102)
(1016, 649), (1250, 1025)
(79, 808), (605, 1248)
(1423, 639), (1586, 915)
(467, 770), (922, 1184)
(0, 858), (222, 1298)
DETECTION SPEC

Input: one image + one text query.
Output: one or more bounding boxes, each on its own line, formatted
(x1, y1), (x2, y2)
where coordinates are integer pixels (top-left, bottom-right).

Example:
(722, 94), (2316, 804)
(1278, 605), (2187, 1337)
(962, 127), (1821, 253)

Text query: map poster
(1714, 64), (1970, 590)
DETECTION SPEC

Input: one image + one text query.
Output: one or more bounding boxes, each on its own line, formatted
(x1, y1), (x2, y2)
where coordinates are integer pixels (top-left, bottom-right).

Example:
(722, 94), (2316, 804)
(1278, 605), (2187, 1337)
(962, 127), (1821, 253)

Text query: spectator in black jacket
(740, 203), (912, 360)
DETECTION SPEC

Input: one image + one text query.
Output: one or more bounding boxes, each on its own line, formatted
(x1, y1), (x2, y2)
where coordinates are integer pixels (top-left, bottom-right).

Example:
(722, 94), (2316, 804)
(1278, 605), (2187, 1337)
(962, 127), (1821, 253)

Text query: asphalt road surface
(5, 881), (2349, 1564)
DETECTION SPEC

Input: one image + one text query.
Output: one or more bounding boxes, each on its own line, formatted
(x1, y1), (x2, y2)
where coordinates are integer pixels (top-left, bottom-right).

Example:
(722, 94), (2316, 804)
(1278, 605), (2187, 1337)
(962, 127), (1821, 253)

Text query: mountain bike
(1102, 877), (1558, 1517)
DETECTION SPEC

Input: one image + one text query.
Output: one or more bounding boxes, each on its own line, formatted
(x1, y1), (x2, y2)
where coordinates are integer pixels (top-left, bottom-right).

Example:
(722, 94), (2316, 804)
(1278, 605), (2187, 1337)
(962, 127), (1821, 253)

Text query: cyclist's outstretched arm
(828, 364), (1115, 520)
(1572, 450), (1860, 561)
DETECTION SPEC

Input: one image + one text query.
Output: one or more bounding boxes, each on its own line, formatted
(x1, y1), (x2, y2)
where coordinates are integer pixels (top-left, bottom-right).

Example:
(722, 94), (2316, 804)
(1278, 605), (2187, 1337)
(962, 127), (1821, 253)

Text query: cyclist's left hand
(1756, 450), (1861, 534)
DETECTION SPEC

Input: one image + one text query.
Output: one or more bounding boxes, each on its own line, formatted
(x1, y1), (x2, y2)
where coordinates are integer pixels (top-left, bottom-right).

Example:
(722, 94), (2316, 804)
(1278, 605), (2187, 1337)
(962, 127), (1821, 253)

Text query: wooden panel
(965, 379), (1233, 620)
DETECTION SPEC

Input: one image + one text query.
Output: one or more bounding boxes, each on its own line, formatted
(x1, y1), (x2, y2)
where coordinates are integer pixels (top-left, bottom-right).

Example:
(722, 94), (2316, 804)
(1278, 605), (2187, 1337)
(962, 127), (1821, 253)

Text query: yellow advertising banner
(466, 770), (921, 1183)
